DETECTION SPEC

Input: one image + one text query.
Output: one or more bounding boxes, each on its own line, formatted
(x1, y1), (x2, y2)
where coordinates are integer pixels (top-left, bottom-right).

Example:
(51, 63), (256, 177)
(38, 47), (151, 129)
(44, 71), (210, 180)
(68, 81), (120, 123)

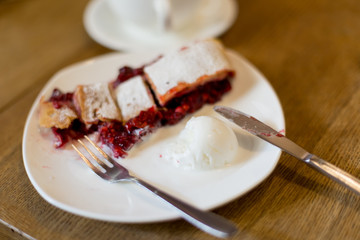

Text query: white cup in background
(105, 0), (203, 34)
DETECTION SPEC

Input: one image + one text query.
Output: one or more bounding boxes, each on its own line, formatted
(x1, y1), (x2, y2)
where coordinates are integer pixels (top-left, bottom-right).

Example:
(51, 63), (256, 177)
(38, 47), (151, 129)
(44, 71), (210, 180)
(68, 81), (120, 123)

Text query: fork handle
(134, 178), (237, 238)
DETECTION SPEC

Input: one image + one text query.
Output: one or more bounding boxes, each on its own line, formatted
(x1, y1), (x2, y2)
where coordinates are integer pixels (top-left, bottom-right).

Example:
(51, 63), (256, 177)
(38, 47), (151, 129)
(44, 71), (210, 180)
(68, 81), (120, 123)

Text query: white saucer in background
(83, 0), (238, 52)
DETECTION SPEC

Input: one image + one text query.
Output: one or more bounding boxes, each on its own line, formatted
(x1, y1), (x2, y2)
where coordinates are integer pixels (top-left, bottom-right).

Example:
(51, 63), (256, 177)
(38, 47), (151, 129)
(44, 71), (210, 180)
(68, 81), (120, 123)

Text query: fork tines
(71, 136), (113, 175)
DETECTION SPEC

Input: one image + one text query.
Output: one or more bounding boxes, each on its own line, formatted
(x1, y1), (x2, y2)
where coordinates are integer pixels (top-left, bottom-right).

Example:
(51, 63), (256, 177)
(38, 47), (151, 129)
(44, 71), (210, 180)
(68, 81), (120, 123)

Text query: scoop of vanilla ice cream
(165, 116), (238, 170)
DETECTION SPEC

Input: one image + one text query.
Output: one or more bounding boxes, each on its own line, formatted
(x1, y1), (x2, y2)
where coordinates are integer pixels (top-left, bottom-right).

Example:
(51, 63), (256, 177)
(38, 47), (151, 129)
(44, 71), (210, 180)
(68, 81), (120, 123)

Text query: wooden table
(1, 0), (360, 239)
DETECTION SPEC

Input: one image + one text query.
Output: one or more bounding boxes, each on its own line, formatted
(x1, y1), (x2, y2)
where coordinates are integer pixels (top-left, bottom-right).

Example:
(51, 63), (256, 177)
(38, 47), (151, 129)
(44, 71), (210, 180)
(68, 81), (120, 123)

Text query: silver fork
(72, 136), (237, 238)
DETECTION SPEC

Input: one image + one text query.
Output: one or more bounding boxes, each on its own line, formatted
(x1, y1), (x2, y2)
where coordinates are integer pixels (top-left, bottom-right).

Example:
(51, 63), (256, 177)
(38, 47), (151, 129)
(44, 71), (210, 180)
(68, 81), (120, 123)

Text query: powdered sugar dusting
(115, 76), (155, 121)
(80, 83), (121, 123)
(38, 99), (77, 129)
(58, 107), (77, 123)
(144, 39), (232, 96)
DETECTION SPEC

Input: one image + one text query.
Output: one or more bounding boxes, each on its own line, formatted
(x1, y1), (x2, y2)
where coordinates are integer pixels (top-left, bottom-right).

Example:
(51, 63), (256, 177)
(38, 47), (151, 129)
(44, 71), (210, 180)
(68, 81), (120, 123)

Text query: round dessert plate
(83, 0), (238, 52)
(23, 50), (284, 223)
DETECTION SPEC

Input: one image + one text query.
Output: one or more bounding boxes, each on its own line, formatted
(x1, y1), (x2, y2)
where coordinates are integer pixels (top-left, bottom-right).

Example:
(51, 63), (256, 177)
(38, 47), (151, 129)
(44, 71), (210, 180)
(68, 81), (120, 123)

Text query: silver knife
(214, 105), (360, 195)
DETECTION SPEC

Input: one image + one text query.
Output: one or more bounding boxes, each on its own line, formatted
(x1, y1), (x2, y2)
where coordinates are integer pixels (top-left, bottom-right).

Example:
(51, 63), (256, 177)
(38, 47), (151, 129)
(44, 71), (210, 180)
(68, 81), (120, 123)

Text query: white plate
(83, 0), (238, 52)
(22, 50), (284, 223)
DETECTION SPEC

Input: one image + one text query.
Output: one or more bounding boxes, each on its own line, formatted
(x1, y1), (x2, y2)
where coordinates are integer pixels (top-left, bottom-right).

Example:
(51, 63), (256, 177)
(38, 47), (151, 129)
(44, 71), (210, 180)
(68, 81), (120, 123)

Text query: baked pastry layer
(115, 76), (156, 122)
(73, 83), (121, 124)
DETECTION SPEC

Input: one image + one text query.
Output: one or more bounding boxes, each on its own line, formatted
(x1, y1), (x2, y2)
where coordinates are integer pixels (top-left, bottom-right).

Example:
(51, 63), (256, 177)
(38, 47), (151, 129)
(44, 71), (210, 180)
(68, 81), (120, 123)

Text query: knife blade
(214, 105), (360, 195)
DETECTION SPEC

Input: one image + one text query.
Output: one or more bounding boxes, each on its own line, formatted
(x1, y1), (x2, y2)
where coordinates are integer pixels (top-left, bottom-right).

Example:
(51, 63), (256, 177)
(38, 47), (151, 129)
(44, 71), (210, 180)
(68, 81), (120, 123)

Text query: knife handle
(305, 155), (360, 195)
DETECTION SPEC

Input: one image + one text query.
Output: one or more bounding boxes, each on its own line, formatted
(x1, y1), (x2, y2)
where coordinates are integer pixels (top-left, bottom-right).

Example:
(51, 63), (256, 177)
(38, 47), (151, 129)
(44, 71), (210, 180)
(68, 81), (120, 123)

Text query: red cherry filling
(98, 107), (162, 158)
(47, 66), (232, 157)
(51, 119), (97, 148)
(49, 88), (74, 109)
(160, 78), (231, 125)
(112, 66), (144, 88)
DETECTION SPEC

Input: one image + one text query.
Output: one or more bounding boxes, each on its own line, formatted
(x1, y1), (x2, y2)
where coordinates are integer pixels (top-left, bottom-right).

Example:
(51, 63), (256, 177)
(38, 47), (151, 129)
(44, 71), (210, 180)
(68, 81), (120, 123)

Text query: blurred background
(1, 0), (360, 239)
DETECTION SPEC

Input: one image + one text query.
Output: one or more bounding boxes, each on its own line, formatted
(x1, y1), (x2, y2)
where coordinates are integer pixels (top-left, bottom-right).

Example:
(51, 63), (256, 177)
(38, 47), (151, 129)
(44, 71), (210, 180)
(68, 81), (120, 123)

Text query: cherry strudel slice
(38, 38), (235, 158)
(144, 39), (233, 106)
(115, 76), (156, 122)
(73, 83), (121, 124)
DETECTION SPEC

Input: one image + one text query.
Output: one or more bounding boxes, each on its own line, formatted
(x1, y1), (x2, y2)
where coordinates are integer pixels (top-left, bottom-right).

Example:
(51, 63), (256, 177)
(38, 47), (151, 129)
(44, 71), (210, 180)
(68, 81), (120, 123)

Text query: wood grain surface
(1, 0), (360, 239)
